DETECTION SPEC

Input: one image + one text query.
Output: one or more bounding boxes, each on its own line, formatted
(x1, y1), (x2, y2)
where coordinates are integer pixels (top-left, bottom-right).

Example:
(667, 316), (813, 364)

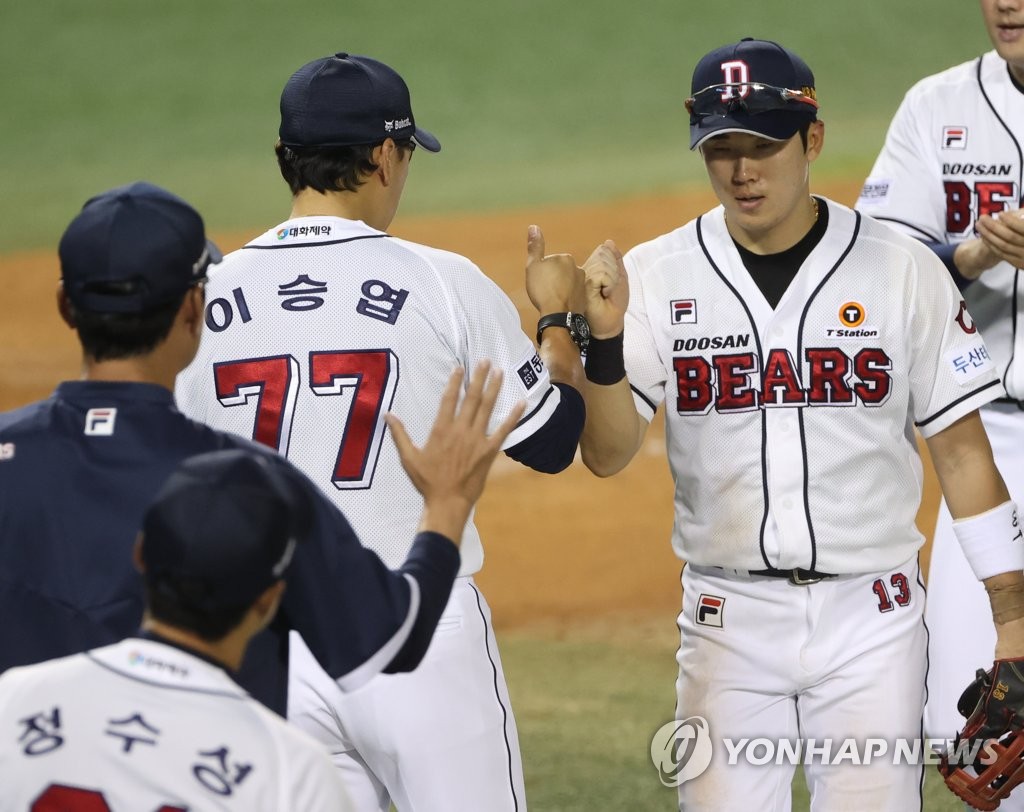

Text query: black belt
(749, 567), (837, 585)
(994, 397), (1024, 411)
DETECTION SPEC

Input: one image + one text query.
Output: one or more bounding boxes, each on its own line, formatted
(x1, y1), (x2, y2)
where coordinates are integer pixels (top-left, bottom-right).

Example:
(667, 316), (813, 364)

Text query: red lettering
(712, 353), (759, 411)
(976, 181), (1016, 219)
(674, 357), (714, 414)
(761, 349), (806, 406)
(805, 348), (854, 404)
(944, 180), (972, 233)
(853, 349), (892, 405)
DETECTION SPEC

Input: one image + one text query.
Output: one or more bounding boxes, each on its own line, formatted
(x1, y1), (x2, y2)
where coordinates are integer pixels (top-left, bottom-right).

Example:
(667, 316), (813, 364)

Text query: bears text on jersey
(673, 347), (892, 414)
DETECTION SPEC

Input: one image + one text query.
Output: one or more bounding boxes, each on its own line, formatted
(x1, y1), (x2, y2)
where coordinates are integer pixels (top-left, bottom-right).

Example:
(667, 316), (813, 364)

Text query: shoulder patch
(945, 341), (994, 384)
(516, 353), (545, 391)
(856, 178), (892, 206)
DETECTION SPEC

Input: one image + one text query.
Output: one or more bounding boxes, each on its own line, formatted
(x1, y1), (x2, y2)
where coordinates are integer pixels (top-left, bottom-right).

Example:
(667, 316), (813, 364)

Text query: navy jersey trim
(630, 383), (657, 414)
(870, 216), (941, 244)
(242, 234), (389, 251)
(86, 650), (247, 701)
(695, 215), (772, 567)
(796, 208), (861, 570)
(977, 54), (1024, 397)
(469, 581), (520, 812)
(915, 379), (1001, 428)
(513, 384), (556, 429)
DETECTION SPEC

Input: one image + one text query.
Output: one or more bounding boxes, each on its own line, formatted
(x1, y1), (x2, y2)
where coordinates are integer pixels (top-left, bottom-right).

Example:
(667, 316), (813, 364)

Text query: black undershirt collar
(732, 197), (829, 309)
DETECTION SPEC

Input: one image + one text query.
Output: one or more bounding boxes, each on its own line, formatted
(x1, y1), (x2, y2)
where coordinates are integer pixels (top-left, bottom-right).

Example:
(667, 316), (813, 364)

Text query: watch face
(570, 313), (591, 342)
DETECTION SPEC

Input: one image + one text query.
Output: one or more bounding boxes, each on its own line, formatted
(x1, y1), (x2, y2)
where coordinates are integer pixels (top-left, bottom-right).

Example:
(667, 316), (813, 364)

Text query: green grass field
(0, 0), (990, 251)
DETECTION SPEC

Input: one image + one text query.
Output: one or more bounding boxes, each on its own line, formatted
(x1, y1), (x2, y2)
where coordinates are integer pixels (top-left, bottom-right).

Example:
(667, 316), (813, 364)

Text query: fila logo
(671, 299), (697, 324)
(696, 594), (725, 627)
(720, 60), (750, 97)
(839, 301), (865, 328)
(942, 126), (967, 150)
(84, 408), (117, 436)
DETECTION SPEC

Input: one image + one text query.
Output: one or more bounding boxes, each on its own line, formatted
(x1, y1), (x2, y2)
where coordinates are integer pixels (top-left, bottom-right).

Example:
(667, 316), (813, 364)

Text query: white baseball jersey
(0, 637), (349, 811)
(856, 51), (1024, 400)
(176, 216), (561, 575)
(623, 198), (1001, 574)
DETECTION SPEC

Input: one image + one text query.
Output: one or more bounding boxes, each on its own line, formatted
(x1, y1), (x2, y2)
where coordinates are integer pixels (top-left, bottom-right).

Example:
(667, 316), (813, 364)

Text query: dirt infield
(0, 179), (940, 628)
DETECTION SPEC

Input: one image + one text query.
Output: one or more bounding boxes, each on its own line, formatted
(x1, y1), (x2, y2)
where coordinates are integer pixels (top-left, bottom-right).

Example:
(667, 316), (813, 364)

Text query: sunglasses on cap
(685, 82), (819, 122)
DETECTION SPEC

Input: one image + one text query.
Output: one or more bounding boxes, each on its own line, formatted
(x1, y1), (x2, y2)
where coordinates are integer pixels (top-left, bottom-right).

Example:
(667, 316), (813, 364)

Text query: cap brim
(689, 110), (812, 150)
(413, 126), (441, 153)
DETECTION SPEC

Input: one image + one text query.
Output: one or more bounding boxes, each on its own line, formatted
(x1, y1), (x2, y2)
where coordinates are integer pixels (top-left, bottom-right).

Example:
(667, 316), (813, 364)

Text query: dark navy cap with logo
(59, 181), (221, 314)
(279, 52), (441, 153)
(140, 449), (311, 613)
(687, 38), (819, 150)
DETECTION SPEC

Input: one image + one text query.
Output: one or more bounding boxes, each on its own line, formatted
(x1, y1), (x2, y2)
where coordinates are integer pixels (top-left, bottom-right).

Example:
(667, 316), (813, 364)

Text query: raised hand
(525, 225), (586, 315)
(977, 207), (1024, 270)
(582, 239), (629, 339)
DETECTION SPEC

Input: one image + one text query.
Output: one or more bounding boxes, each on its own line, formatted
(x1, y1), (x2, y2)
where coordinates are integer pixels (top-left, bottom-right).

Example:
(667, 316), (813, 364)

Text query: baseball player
(0, 181), (520, 720)
(174, 52), (588, 811)
(0, 449), (354, 811)
(855, 2), (1024, 802)
(568, 38), (1024, 811)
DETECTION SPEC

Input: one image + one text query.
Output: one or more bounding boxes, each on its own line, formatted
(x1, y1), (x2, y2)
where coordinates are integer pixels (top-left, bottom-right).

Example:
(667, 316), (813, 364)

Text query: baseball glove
(940, 659), (1024, 811)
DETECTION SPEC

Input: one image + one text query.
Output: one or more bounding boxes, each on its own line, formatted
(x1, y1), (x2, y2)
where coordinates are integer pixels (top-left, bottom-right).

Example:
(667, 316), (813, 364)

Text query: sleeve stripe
(502, 385), (560, 449)
(631, 383), (658, 414)
(915, 379), (1002, 429)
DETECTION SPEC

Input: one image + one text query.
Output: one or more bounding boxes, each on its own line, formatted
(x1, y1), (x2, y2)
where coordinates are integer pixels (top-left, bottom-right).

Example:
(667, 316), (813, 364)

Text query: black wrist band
(584, 332), (625, 385)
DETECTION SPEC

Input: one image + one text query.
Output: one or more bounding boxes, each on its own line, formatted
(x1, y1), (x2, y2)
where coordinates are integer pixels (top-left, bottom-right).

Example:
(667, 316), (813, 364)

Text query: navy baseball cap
(688, 38), (818, 150)
(140, 450), (311, 613)
(59, 182), (221, 314)
(279, 52), (441, 152)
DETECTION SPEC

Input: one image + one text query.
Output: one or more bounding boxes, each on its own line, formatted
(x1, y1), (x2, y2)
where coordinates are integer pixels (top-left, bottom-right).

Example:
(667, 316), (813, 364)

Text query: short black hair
(145, 577), (256, 643)
(274, 138), (414, 195)
(68, 292), (186, 362)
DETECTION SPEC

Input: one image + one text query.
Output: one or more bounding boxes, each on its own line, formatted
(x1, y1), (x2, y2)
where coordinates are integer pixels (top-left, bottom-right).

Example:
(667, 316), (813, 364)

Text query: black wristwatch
(536, 312), (590, 352)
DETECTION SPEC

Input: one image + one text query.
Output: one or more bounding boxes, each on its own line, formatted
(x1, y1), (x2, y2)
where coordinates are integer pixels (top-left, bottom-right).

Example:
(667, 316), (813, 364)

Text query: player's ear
(178, 285), (205, 340)
(56, 284), (76, 329)
(805, 120), (825, 164)
(377, 139), (399, 187)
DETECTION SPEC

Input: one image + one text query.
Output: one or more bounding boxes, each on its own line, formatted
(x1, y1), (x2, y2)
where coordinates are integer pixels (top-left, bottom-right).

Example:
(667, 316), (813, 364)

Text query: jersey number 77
(212, 350), (399, 489)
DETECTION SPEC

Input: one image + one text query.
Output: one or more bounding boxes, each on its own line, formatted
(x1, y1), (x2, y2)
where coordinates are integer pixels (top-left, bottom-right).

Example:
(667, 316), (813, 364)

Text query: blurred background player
(175, 52), (588, 810)
(569, 37), (1024, 811)
(0, 449), (354, 811)
(0, 181), (521, 718)
(855, 0), (1024, 789)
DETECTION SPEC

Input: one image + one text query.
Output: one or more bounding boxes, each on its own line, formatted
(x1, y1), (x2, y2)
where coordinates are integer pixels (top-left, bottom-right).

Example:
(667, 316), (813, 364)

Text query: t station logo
(826, 301), (878, 338)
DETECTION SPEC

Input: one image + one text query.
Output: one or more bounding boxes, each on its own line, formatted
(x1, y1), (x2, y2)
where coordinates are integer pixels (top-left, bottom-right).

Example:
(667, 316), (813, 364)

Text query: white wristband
(952, 501), (1024, 581)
